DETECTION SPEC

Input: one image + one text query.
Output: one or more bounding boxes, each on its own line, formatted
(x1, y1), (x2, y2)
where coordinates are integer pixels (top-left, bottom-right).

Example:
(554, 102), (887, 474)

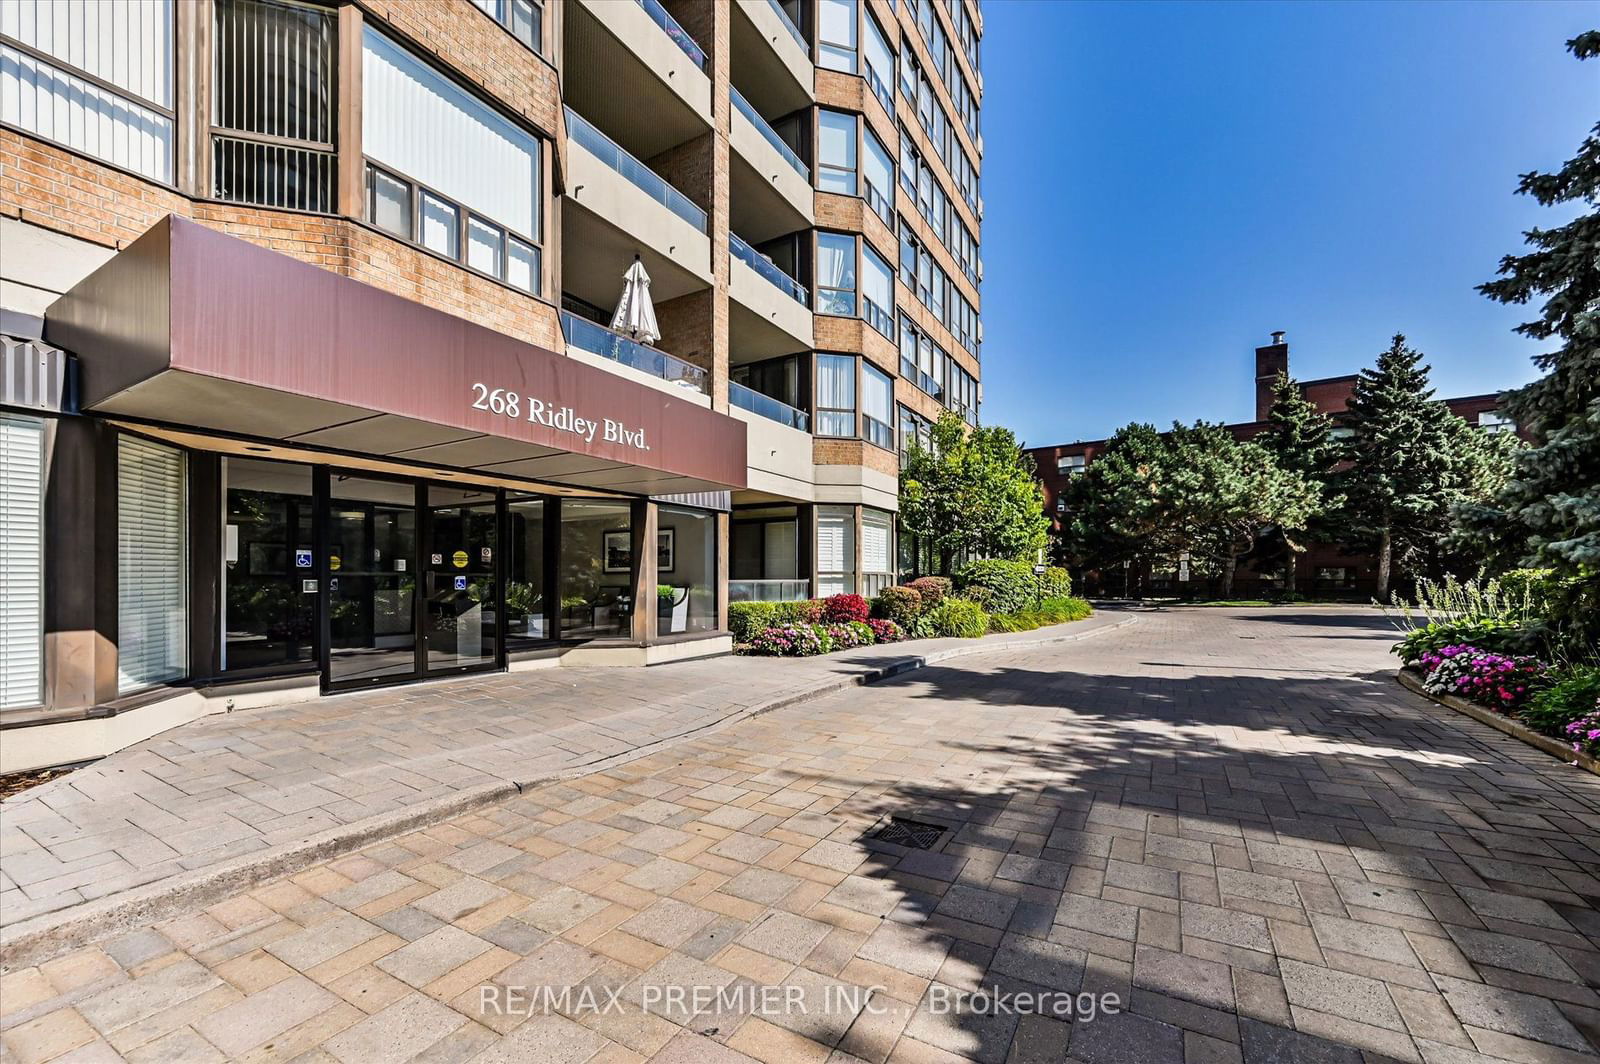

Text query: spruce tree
(1255, 372), (1341, 592)
(1337, 335), (1489, 601)
(1459, 32), (1600, 576)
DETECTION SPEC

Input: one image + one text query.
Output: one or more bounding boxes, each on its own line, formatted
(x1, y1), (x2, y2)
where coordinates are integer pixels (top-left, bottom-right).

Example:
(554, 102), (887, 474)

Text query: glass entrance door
(326, 475), (419, 688)
(424, 486), (498, 673)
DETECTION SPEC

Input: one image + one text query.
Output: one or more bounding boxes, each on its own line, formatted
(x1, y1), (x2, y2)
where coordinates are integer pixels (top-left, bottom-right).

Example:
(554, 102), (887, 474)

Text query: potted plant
(658, 584), (689, 634)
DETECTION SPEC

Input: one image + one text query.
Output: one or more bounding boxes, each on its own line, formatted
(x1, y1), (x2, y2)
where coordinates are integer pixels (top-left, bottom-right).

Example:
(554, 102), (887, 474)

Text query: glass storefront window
(560, 499), (633, 639)
(505, 495), (549, 647)
(222, 458), (314, 672)
(657, 505), (717, 635)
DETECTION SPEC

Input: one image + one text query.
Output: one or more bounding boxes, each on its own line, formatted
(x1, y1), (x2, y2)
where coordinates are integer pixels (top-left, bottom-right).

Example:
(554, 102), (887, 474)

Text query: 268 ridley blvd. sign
(470, 384), (651, 451)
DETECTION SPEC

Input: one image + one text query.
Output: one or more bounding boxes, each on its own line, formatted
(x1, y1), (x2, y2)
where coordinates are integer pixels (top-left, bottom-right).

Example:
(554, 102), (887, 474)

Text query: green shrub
(1521, 665), (1600, 737)
(906, 576), (952, 608)
(872, 585), (924, 627)
(926, 598), (989, 638)
(728, 602), (779, 643)
(1037, 566), (1072, 600)
(988, 596), (1093, 633)
(1393, 618), (1538, 663)
(772, 599), (824, 625)
(954, 559), (1038, 615)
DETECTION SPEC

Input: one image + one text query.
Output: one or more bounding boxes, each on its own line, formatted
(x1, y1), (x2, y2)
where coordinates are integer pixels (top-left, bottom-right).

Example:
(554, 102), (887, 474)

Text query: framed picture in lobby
(603, 530), (631, 573)
(657, 529), (675, 573)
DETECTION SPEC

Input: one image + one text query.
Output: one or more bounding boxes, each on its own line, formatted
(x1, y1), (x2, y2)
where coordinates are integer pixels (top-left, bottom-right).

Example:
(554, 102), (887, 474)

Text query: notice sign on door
(295, 549), (312, 569)
(454, 575), (468, 591)
(452, 550), (469, 568)
(431, 553), (443, 565)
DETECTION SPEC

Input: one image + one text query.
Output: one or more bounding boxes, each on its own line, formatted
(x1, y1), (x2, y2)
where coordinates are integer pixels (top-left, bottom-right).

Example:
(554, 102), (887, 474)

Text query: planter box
(1397, 667), (1600, 777)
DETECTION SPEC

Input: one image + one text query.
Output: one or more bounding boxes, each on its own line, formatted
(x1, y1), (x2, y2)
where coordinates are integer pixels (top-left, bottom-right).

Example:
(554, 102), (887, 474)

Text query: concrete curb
(0, 612), (1136, 971)
(1395, 667), (1600, 777)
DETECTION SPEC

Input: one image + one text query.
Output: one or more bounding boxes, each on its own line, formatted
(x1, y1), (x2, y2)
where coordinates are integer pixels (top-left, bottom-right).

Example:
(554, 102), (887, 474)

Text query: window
(2, 0), (175, 182)
(505, 496), (549, 646)
(862, 243), (894, 337)
(898, 37), (918, 102)
(658, 505), (718, 635)
(1057, 454), (1086, 476)
(817, 109), (857, 195)
(118, 435), (187, 693)
(212, 0), (336, 211)
(818, 0), (856, 73)
(863, 126), (895, 223)
(1477, 411), (1515, 434)
(816, 232), (858, 316)
(1315, 567), (1352, 589)
(861, 508), (894, 596)
(559, 500), (632, 638)
(863, 10), (895, 112)
(363, 27), (542, 293)
(816, 354), (857, 438)
(862, 363), (893, 449)
(817, 506), (855, 596)
(899, 134), (918, 198)
(471, 0), (543, 54)
(0, 413), (43, 709)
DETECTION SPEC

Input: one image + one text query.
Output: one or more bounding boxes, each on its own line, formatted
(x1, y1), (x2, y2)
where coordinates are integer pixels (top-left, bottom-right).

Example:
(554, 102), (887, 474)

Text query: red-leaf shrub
(906, 576), (951, 608)
(821, 593), (870, 624)
(867, 618), (903, 643)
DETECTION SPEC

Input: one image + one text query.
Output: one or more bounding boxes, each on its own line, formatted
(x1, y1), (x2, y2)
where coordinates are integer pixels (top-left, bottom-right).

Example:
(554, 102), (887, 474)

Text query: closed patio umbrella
(610, 255), (660, 346)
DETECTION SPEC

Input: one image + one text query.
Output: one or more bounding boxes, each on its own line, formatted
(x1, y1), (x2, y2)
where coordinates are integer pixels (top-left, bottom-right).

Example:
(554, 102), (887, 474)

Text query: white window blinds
(861, 507), (892, 573)
(118, 435), (186, 693)
(1, 0), (174, 182)
(0, 415), (44, 710)
(817, 506), (854, 576)
(363, 26), (539, 240)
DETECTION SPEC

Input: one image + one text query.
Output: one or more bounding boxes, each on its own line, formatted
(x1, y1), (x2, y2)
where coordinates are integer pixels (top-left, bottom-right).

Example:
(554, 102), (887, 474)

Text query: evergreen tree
(1457, 32), (1600, 576)
(1255, 372), (1342, 592)
(1062, 421), (1316, 596)
(899, 412), (1049, 573)
(1336, 335), (1505, 601)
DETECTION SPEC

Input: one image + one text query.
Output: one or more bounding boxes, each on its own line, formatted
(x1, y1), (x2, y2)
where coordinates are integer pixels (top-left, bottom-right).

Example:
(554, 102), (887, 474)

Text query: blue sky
(978, 0), (1597, 446)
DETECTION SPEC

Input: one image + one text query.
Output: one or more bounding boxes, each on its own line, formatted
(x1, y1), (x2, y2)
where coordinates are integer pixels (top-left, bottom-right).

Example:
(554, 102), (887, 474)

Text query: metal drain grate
(871, 817), (947, 850)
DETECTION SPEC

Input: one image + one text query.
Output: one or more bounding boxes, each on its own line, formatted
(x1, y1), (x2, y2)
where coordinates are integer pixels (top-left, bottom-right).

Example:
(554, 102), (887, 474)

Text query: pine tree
(1458, 32), (1600, 576)
(1337, 335), (1496, 601)
(1255, 372), (1342, 592)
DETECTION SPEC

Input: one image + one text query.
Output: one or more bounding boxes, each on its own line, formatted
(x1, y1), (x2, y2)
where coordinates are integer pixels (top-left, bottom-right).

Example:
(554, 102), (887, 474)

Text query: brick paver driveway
(5, 606), (1600, 1064)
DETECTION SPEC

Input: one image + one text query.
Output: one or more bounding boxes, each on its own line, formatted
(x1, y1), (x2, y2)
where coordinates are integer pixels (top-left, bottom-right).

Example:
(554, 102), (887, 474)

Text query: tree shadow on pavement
(807, 660), (1600, 1064)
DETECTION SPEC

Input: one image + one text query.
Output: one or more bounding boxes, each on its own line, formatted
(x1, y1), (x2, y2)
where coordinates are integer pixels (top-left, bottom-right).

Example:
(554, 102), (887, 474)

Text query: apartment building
(1030, 333), (1510, 599)
(0, 0), (983, 769)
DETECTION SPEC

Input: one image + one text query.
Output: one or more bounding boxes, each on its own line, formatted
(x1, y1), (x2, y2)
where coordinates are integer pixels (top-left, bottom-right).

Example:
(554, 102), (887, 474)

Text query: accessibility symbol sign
(453, 575), (468, 591)
(295, 549), (312, 569)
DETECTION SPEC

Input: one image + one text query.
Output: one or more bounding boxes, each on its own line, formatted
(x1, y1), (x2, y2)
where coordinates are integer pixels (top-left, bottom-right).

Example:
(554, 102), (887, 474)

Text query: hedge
(955, 559), (1038, 615)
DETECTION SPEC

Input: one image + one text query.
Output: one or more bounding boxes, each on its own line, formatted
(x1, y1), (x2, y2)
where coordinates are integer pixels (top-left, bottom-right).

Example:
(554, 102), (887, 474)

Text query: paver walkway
(5, 606), (1600, 1064)
(0, 614), (1129, 928)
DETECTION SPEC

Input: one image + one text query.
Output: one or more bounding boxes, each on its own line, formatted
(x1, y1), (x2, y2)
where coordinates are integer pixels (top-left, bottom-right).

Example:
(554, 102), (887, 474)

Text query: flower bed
(734, 576), (1090, 658)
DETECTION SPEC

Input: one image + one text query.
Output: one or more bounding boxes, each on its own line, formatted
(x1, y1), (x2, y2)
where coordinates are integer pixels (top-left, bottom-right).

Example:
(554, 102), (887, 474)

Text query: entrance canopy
(46, 216), (746, 497)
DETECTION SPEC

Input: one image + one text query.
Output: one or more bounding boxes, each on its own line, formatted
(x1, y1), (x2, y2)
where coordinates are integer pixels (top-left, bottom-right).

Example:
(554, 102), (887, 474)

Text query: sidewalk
(0, 613), (1133, 955)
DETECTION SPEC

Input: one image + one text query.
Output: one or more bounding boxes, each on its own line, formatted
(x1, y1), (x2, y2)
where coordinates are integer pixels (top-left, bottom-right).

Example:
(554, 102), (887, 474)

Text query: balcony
(731, 0), (812, 110)
(562, 107), (712, 313)
(730, 579), (811, 603)
(728, 234), (813, 356)
(729, 89), (813, 238)
(730, 379), (809, 431)
(567, 0), (712, 156)
(562, 310), (708, 396)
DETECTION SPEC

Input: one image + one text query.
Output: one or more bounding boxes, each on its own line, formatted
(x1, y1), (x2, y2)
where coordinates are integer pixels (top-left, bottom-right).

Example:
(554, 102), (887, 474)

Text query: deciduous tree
(899, 413), (1049, 574)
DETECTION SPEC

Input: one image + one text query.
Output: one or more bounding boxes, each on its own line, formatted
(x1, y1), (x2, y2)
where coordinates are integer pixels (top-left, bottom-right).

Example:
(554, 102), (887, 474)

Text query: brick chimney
(1255, 330), (1289, 421)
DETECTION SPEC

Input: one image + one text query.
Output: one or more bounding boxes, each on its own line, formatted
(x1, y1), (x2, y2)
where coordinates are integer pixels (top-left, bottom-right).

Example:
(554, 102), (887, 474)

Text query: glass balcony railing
(730, 578), (811, 603)
(729, 233), (808, 304)
(565, 107), (708, 233)
(562, 310), (709, 394)
(766, 0), (808, 55)
(635, 0), (707, 70)
(730, 87), (809, 179)
(730, 380), (810, 431)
